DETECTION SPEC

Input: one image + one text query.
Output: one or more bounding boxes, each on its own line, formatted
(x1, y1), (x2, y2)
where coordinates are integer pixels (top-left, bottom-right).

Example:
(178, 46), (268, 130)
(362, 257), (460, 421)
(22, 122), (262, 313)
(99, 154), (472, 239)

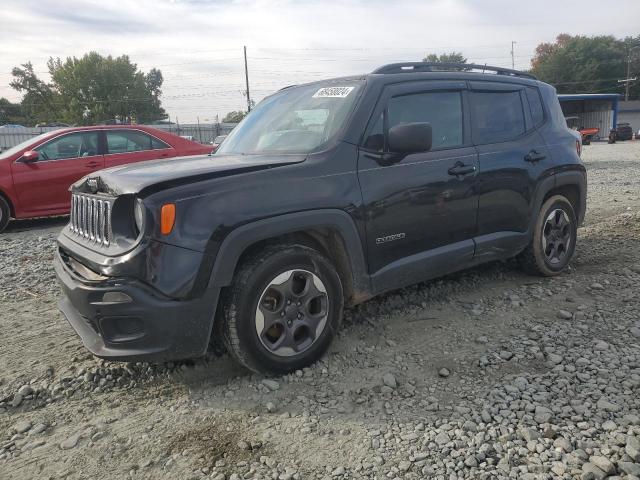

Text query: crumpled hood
(72, 153), (306, 196)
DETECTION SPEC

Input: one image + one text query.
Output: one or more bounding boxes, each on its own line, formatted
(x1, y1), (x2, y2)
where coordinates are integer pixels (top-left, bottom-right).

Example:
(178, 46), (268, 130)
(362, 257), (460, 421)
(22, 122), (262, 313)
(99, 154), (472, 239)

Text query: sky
(1, 0), (639, 123)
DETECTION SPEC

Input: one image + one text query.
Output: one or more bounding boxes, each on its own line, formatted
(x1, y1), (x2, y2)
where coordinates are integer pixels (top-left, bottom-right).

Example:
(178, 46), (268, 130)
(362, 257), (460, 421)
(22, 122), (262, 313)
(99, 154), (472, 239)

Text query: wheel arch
(207, 210), (372, 306)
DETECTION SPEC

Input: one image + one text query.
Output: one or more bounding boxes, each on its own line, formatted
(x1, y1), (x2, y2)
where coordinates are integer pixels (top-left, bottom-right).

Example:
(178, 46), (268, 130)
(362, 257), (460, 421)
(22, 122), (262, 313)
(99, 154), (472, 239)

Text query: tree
(10, 52), (168, 125)
(531, 34), (640, 99)
(0, 98), (25, 125)
(10, 62), (61, 124)
(423, 52), (467, 64)
(222, 110), (248, 123)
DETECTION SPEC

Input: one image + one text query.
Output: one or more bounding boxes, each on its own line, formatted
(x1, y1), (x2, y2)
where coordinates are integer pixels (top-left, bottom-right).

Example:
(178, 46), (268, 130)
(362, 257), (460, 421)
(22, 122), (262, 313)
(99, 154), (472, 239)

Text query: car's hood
(73, 153), (306, 196)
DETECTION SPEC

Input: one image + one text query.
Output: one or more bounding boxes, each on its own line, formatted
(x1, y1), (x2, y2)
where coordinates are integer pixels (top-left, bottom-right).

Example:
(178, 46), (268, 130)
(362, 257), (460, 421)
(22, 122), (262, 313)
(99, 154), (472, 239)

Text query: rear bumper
(54, 249), (219, 362)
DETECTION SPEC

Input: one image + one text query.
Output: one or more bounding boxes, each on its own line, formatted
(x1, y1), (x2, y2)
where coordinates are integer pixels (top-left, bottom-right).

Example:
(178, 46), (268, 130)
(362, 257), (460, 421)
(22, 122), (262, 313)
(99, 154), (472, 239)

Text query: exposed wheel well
(234, 228), (360, 306)
(542, 184), (581, 222)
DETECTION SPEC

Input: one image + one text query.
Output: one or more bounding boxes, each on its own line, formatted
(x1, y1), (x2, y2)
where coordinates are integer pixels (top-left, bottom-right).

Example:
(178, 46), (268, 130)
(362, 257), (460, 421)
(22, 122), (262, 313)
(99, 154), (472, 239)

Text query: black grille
(69, 194), (112, 246)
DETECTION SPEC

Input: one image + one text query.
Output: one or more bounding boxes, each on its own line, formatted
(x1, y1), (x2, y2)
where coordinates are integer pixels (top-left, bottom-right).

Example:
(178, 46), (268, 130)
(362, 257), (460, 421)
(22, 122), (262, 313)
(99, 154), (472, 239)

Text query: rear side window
(526, 87), (545, 127)
(106, 130), (169, 154)
(471, 91), (525, 144)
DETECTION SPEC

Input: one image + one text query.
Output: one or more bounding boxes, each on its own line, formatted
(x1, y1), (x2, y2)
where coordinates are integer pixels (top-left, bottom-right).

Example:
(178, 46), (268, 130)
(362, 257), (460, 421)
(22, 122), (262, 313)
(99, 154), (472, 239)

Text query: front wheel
(0, 196), (10, 233)
(518, 195), (577, 276)
(219, 244), (344, 375)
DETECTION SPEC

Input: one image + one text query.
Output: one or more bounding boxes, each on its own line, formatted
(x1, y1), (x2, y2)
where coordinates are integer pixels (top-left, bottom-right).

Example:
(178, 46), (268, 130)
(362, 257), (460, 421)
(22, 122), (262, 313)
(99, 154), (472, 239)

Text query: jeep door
(469, 82), (551, 260)
(357, 81), (479, 293)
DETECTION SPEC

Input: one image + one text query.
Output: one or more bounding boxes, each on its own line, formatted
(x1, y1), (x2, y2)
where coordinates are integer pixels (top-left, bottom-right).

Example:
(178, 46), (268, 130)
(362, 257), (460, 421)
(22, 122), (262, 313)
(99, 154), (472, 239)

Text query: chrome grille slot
(69, 193), (112, 247)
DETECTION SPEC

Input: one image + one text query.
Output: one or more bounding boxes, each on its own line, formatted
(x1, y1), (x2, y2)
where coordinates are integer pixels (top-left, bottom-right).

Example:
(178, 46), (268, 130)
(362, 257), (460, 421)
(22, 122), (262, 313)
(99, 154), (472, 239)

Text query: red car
(0, 125), (212, 232)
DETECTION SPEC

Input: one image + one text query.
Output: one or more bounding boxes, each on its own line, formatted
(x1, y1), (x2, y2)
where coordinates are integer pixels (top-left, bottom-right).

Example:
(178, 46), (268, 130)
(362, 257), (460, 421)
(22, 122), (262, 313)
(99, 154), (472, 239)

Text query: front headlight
(134, 199), (145, 235)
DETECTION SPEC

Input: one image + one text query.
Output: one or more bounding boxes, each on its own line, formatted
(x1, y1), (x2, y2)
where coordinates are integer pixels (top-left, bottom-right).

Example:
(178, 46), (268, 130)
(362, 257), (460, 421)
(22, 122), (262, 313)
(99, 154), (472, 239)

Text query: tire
(518, 195), (577, 277)
(219, 244), (344, 375)
(0, 196), (10, 233)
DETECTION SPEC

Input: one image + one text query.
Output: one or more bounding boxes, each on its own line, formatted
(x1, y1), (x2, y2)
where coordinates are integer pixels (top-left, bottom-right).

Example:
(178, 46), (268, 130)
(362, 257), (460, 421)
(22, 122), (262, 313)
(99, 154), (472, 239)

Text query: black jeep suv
(54, 62), (586, 374)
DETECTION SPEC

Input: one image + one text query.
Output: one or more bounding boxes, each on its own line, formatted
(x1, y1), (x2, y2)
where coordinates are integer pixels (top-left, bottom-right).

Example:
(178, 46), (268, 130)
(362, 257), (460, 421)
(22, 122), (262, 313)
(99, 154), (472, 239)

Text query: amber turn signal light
(160, 203), (176, 235)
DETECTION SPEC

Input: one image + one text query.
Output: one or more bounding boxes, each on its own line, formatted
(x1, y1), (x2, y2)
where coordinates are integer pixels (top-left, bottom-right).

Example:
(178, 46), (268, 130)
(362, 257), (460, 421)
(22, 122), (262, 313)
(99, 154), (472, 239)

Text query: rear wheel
(0, 196), (10, 233)
(219, 244), (344, 375)
(518, 195), (577, 276)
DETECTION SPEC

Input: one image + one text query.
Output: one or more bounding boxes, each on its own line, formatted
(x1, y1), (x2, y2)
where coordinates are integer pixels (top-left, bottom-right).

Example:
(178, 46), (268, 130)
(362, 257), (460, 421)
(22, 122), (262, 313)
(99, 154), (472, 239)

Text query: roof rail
(372, 62), (537, 80)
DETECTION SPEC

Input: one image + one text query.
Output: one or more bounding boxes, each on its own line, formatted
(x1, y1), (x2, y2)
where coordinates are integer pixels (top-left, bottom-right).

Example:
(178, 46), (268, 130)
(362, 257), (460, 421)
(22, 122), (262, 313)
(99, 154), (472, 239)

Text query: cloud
(1, 0), (639, 122)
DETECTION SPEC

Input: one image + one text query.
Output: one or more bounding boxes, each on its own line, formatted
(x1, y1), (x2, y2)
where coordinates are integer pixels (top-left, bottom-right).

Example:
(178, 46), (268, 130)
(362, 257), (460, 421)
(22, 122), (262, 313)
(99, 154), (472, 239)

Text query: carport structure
(558, 93), (621, 140)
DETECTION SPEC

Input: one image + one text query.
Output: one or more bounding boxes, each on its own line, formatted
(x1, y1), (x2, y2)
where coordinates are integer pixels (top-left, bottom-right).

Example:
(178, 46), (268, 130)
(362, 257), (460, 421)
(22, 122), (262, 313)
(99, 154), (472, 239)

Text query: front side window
(471, 91), (525, 144)
(217, 81), (363, 155)
(106, 130), (168, 154)
(36, 132), (99, 161)
(387, 91), (463, 150)
(363, 91), (463, 152)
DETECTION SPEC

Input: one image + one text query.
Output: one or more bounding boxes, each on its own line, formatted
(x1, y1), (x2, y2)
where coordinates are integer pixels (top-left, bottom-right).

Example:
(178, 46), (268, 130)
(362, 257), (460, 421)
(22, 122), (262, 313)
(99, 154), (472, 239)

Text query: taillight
(576, 140), (581, 157)
(160, 203), (176, 235)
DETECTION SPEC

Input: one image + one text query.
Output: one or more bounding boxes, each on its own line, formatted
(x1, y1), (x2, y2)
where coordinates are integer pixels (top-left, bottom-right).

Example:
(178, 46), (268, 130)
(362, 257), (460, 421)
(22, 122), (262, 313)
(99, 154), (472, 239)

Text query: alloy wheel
(255, 269), (329, 357)
(542, 208), (572, 265)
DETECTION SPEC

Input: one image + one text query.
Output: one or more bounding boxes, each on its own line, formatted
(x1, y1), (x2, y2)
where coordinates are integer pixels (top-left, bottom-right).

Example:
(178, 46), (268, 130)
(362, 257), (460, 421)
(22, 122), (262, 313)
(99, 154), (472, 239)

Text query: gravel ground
(1, 141), (639, 480)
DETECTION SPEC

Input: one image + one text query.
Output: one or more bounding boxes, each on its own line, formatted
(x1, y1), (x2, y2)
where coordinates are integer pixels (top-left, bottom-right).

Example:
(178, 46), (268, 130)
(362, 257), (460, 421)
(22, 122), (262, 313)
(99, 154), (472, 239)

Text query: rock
(398, 460), (411, 471)
(438, 368), (450, 378)
(382, 373), (397, 388)
(596, 398), (621, 412)
(499, 351), (514, 361)
(554, 436), (573, 452)
(594, 340), (609, 351)
(12, 420), (32, 434)
(627, 436), (640, 462)
(589, 456), (615, 476)
(534, 406), (553, 424)
(547, 353), (564, 364)
(265, 401), (277, 413)
(11, 394), (23, 408)
(520, 428), (540, 442)
(237, 440), (251, 451)
(31, 423), (47, 434)
(618, 462), (640, 476)
(59, 433), (81, 450)
(557, 310), (573, 319)
(434, 431), (450, 446)
(602, 420), (617, 431)
(630, 327), (640, 339)
(261, 379), (280, 391)
(17, 385), (34, 397)
(590, 282), (605, 290)
(331, 466), (345, 476)
(581, 462), (607, 480)
(464, 456), (478, 468)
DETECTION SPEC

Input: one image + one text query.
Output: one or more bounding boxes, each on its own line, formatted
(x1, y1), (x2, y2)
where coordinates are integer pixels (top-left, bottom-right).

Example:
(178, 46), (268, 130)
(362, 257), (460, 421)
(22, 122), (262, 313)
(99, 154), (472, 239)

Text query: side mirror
(20, 150), (39, 162)
(388, 122), (432, 154)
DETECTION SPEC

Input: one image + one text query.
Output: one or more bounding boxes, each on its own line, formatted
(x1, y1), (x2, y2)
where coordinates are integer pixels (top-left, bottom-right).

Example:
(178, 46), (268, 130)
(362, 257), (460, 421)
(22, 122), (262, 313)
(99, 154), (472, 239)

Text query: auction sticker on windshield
(312, 86), (355, 98)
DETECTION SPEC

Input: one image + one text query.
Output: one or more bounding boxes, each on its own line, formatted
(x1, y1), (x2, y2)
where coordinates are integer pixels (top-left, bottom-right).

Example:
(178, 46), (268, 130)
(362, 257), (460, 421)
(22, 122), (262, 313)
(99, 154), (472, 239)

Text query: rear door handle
(525, 150), (546, 163)
(448, 161), (477, 176)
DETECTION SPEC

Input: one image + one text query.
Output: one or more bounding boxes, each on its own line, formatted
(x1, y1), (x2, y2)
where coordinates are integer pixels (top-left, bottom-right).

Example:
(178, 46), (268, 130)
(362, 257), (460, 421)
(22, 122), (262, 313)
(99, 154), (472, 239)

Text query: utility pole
(244, 46), (251, 112)
(619, 45), (639, 101)
(510, 41), (516, 70)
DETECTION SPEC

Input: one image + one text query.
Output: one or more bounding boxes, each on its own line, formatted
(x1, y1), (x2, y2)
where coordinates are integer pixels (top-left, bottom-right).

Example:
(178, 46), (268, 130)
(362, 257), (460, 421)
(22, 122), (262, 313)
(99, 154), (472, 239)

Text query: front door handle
(448, 161), (476, 177)
(525, 150), (546, 163)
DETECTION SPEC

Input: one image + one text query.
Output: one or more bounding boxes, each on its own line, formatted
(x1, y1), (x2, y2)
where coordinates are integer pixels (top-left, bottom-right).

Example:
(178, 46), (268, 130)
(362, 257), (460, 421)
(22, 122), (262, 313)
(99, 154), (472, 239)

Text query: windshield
(0, 131), (57, 159)
(217, 80), (363, 155)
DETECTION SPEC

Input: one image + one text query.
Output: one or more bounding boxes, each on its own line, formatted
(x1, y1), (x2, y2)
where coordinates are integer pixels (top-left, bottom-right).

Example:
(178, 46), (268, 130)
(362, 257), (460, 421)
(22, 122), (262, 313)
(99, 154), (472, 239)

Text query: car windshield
(0, 131), (57, 159)
(217, 80), (363, 155)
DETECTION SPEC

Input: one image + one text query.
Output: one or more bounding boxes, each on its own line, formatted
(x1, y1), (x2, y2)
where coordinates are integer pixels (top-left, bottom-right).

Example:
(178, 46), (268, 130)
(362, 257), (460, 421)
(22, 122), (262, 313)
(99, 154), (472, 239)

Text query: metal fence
(0, 123), (238, 152)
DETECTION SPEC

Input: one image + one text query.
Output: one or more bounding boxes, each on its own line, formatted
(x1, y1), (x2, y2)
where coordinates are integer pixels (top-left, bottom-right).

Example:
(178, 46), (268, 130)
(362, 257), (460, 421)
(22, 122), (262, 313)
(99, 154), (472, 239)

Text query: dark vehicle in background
(211, 135), (227, 152)
(0, 125), (212, 232)
(54, 63), (587, 375)
(615, 122), (634, 141)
